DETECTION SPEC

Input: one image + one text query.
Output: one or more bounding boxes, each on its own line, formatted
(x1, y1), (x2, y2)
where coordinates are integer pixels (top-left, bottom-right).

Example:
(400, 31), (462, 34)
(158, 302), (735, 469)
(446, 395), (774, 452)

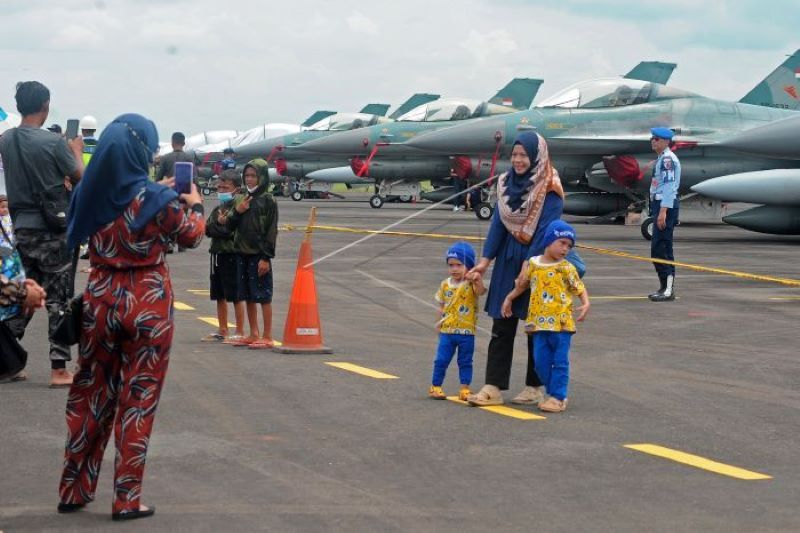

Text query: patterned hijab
(496, 132), (563, 245)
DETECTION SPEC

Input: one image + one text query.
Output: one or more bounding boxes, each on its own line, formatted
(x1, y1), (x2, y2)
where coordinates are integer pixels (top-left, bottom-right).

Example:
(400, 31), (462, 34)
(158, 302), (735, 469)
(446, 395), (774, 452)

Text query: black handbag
(0, 320), (27, 378)
(12, 128), (70, 232)
(52, 293), (83, 346)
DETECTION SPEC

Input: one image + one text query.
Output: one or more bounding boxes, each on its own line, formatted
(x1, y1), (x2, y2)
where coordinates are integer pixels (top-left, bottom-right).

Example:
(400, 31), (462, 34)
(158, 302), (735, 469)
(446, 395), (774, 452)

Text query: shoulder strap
(11, 128), (50, 194)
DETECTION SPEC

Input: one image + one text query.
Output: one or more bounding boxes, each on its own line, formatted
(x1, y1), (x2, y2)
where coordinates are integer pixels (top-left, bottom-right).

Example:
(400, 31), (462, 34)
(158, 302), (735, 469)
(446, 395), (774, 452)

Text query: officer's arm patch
(662, 157), (672, 170)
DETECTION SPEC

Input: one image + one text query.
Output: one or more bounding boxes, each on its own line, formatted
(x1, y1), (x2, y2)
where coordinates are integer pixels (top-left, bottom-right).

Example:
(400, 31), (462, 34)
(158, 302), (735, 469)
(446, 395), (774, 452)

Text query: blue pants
(532, 331), (572, 401)
(432, 333), (474, 386)
(650, 200), (679, 279)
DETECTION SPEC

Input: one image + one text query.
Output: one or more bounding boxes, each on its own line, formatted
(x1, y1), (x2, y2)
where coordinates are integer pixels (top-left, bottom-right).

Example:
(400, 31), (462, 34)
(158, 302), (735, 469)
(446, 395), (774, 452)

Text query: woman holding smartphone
(57, 114), (205, 521)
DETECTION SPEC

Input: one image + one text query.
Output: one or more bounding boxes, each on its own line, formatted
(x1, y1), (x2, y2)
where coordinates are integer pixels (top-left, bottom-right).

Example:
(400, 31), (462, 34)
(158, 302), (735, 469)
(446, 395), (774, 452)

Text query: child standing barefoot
(430, 242), (486, 401)
(502, 221), (589, 412)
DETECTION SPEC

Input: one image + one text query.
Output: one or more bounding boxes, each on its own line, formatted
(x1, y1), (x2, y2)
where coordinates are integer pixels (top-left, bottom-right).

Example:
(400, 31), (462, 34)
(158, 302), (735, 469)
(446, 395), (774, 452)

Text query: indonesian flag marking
(502, 98), (513, 106)
(795, 68), (800, 79)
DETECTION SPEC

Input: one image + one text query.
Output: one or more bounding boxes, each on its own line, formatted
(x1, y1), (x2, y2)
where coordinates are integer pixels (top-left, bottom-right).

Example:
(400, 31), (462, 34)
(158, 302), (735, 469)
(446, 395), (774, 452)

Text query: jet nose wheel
(476, 202), (494, 220)
(641, 217), (654, 240)
(369, 195), (385, 209)
(291, 190), (303, 202)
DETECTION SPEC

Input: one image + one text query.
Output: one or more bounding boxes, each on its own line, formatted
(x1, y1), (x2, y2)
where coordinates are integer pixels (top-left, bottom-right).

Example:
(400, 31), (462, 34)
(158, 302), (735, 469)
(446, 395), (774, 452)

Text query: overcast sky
(1, 0), (796, 140)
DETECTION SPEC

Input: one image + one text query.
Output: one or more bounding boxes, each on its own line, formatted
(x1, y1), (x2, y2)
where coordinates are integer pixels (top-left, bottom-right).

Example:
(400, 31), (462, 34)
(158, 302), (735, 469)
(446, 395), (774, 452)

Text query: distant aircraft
(300, 62), (676, 207)
(403, 50), (800, 234)
(291, 78), (544, 204)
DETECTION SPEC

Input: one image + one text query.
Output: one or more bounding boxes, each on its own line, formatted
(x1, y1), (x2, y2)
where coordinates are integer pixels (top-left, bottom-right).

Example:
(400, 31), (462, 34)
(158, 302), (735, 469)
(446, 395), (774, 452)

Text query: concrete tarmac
(1, 194), (799, 532)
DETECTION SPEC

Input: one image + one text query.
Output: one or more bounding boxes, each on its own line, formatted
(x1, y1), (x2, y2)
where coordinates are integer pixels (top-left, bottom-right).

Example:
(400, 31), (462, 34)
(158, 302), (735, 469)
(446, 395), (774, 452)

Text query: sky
(1, 0), (797, 140)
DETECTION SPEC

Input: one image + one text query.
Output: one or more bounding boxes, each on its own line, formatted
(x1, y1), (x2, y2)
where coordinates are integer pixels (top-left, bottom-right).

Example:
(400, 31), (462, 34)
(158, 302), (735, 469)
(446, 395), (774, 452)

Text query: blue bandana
(67, 113), (178, 249)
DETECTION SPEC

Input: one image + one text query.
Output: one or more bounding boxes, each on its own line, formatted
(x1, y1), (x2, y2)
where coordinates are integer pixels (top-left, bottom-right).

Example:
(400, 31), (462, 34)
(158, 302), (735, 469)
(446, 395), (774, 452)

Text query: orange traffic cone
(273, 208), (332, 354)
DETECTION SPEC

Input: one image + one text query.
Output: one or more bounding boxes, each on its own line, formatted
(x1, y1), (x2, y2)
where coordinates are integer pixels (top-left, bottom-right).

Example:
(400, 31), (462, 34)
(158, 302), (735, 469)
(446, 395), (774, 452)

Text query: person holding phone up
(224, 158), (278, 349)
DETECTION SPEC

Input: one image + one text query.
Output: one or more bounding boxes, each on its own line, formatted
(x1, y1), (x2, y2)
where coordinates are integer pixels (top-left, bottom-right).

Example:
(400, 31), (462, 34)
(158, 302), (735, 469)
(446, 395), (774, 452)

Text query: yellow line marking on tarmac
(198, 316), (236, 328)
(325, 362), (399, 379)
(624, 444), (772, 480)
(769, 296), (800, 300)
(188, 289), (211, 295)
(446, 396), (546, 420)
(281, 224), (800, 288)
(173, 301), (196, 311)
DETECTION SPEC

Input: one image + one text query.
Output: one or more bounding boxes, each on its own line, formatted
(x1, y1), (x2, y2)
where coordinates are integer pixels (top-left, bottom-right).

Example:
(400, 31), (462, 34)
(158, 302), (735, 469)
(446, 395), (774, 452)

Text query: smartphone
(65, 119), (79, 140)
(173, 162), (193, 195)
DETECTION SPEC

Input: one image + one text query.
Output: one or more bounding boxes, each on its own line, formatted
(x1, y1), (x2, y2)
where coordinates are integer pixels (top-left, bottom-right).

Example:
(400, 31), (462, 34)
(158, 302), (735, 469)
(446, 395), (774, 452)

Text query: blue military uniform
(648, 127), (681, 301)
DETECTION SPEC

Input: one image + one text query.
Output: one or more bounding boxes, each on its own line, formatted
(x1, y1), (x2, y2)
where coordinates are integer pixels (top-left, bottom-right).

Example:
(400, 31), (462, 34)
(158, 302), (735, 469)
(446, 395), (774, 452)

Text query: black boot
(651, 275), (675, 302)
(648, 276), (667, 300)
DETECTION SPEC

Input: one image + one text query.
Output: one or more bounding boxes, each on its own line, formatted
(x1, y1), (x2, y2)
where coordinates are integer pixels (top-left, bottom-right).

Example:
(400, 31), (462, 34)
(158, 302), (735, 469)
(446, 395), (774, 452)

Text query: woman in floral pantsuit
(57, 114), (205, 521)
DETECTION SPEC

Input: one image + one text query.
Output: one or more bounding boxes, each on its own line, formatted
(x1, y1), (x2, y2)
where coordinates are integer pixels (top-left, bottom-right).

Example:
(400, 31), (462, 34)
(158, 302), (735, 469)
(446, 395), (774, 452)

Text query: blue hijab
(502, 131), (540, 212)
(67, 113), (178, 250)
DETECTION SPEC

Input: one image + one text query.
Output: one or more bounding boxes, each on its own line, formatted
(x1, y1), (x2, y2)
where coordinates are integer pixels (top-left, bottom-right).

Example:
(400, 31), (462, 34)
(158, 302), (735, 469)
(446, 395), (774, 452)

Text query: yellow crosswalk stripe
(446, 396), (546, 420)
(188, 289), (211, 295)
(174, 301), (196, 311)
(624, 444), (772, 480)
(325, 362), (399, 379)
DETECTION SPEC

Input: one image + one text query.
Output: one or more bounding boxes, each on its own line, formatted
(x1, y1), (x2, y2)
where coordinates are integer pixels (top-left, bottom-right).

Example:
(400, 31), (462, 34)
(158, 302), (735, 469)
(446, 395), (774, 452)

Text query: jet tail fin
(624, 61), (677, 85)
(359, 103), (391, 116)
(739, 49), (800, 110)
(389, 93), (440, 119)
(488, 78), (544, 109)
(301, 110), (337, 128)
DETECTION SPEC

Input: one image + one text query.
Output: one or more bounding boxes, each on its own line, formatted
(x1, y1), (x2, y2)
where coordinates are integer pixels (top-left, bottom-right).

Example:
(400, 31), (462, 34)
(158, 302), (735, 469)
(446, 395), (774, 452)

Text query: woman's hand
(159, 177), (175, 189)
(466, 258), (490, 281)
(501, 297), (513, 318)
(179, 182), (203, 208)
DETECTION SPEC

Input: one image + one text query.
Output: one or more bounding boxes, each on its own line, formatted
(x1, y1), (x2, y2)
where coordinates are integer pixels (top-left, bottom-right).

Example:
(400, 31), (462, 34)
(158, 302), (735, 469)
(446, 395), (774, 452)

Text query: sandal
(248, 339), (275, 350)
(229, 336), (259, 347)
(200, 333), (226, 342)
(466, 385), (504, 406)
(538, 397), (568, 413)
(511, 386), (545, 405)
(112, 505), (155, 521)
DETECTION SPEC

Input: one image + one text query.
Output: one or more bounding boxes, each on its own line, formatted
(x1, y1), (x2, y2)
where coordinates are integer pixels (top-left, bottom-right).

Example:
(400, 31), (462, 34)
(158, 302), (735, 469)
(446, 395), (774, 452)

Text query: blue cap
(542, 220), (576, 249)
(650, 127), (674, 141)
(446, 241), (476, 270)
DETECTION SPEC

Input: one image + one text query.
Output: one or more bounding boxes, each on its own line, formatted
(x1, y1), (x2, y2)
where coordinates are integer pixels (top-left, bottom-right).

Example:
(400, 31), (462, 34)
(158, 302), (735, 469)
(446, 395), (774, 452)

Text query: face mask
(246, 185), (258, 194)
(217, 192), (233, 203)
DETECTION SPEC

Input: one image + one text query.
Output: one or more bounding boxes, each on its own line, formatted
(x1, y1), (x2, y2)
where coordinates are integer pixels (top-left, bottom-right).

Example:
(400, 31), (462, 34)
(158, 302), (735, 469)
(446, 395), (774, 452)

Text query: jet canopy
(230, 124), (300, 147)
(396, 98), (514, 122)
(306, 113), (390, 131)
(536, 78), (696, 109)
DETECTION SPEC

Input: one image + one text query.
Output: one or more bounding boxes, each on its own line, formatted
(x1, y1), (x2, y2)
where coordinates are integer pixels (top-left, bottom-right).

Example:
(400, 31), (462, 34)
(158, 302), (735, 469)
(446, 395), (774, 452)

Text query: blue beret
(650, 127), (674, 140)
(446, 241), (476, 270)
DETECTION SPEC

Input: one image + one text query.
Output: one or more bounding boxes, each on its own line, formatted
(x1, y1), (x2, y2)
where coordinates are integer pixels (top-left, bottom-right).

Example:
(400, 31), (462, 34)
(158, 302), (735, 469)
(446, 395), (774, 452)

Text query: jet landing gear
(369, 180), (421, 209)
(641, 216), (654, 240)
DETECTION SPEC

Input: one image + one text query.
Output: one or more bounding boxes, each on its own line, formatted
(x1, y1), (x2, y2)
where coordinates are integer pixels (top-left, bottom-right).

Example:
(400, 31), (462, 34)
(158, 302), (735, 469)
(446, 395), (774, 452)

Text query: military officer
(648, 127), (680, 302)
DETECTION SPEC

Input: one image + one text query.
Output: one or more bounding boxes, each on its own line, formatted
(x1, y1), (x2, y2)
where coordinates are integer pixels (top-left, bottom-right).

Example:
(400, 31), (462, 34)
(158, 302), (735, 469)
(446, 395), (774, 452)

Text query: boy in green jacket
(226, 159), (278, 348)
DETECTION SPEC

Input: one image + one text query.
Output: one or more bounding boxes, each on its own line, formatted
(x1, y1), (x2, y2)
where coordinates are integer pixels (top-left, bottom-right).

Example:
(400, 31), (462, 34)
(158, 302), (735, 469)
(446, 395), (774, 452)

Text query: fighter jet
(294, 78), (545, 205)
(403, 51), (800, 230)
(691, 113), (800, 234)
(300, 63), (675, 208)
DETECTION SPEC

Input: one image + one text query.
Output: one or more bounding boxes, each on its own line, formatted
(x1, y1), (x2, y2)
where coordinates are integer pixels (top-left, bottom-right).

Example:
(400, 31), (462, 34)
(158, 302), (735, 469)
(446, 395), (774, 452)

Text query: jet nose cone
(404, 117), (508, 154)
(301, 129), (372, 155)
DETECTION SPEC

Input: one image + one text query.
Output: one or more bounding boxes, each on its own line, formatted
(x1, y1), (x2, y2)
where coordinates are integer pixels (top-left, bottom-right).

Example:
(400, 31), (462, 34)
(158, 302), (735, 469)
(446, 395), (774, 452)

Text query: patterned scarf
(496, 133), (564, 244)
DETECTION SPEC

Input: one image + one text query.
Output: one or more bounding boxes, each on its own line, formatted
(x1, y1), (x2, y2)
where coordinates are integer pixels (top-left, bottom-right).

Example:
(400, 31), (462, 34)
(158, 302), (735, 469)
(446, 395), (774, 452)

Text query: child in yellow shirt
(502, 221), (590, 412)
(430, 242), (486, 401)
